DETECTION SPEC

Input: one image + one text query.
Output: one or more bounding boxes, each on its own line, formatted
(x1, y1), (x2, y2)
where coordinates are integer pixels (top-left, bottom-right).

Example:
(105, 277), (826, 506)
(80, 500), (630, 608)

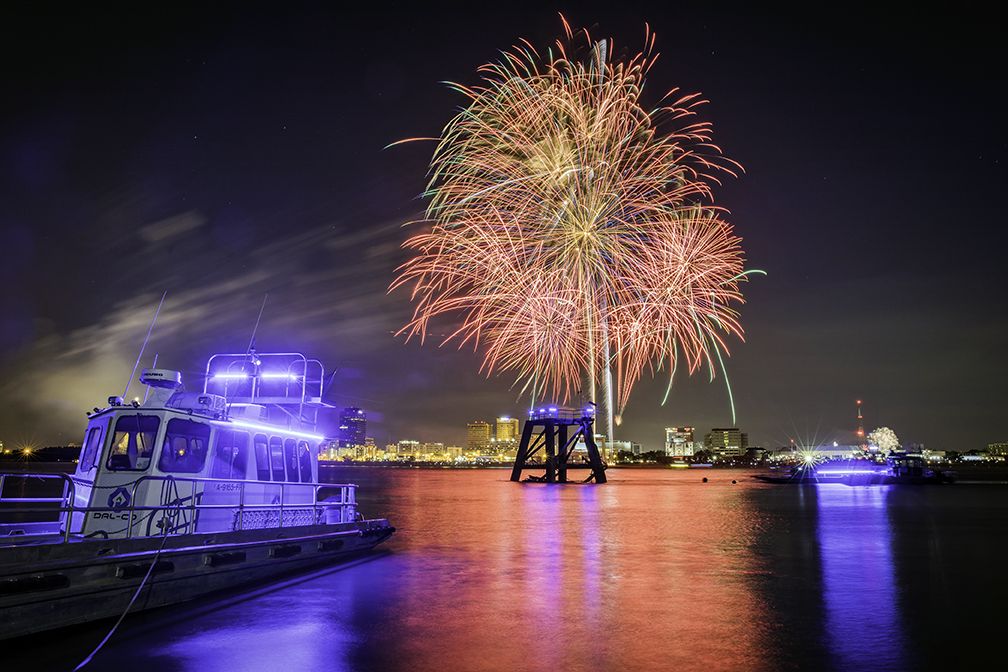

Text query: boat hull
(752, 473), (955, 485)
(0, 520), (393, 640)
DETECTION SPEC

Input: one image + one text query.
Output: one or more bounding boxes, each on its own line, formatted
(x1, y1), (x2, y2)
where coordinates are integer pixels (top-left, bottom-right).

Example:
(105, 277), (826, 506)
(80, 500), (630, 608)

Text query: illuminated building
(705, 428), (748, 458)
(396, 440), (420, 458)
(665, 426), (695, 457)
(419, 442), (446, 458)
(467, 421), (491, 453)
(491, 417), (520, 454)
(338, 407), (366, 448)
(989, 442), (1008, 457)
(495, 416), (519, 442)
(573, 433), (610, 459)
(608, 440), (643, 456)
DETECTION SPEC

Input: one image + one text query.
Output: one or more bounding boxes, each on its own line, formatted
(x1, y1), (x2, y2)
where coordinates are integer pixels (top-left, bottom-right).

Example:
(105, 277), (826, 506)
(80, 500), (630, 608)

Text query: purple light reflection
(816, 484), (907, 669)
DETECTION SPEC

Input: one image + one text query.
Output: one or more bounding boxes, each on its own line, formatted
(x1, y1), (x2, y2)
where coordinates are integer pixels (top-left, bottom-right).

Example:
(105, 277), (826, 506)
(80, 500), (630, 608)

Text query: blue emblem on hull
(108, 486), (131, 511)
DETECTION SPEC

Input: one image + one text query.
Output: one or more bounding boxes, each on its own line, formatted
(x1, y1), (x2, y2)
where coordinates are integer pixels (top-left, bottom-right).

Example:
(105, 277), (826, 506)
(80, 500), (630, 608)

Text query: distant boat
(753, 453), (955, 486)
(0, 350), (394, 640)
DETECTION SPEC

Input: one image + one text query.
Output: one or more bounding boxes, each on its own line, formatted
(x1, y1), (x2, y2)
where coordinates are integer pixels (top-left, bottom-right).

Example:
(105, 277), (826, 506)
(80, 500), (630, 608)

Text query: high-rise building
(665, 427), (696, 457)
(704, 428), (748, 457)
(467, 421), (492, 453)
(338, 407), (367, 448)
(989, 442), (1008, 457)
(495, 416), (520, 442)
(491, 416), (520, 454)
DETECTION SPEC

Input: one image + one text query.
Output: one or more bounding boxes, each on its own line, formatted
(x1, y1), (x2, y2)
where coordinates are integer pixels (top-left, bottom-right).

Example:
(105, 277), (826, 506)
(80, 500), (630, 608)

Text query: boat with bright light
(0, 351), (394, 640)
(754, 454), (955, 485)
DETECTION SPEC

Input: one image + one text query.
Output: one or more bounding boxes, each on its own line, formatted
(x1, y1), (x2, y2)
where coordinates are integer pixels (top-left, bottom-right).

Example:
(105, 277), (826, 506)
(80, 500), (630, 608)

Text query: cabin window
(80, 426), (104, 471)
(269, 436), (285, 480)
(211, 430), (249, 479)
(284, 439), (299, 481)
(253, 434), (270, 481)
(158, 418), (211, 473)
(107, 415), (160, 471)
(298, 441), (313, 483)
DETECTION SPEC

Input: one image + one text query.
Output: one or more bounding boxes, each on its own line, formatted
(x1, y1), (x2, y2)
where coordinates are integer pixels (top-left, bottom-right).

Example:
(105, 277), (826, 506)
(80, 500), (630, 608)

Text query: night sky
(1, 3), (1004, 452)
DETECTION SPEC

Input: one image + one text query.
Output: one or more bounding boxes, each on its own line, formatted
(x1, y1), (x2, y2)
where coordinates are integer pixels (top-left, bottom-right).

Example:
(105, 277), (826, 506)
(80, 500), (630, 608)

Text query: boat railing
(0, 472), (81, 543)
(125, 474), (358, 538)
(0, 471), (358, 543)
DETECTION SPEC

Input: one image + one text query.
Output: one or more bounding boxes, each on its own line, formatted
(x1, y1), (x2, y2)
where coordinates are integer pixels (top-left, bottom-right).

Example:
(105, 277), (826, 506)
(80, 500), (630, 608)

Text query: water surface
(10, 469), (1006, 671)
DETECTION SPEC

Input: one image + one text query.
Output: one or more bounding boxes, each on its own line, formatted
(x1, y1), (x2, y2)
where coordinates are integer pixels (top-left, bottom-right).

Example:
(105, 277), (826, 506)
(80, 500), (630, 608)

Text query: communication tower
(856, 399), (866, 446)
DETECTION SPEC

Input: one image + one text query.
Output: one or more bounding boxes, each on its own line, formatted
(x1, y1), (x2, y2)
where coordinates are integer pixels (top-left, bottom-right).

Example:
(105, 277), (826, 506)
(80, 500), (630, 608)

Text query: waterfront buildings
(569, 432), (624, 461)
(608, 440), (643, 456)
(665, 427), (696, 457)
(338, 407), (366, 448)
(490, 416), (520, 454)
(466, 421), (492, 453)
(989, 442), (1008, 457)
(705, 428), (748, 458)
(495, 417), (519, 442)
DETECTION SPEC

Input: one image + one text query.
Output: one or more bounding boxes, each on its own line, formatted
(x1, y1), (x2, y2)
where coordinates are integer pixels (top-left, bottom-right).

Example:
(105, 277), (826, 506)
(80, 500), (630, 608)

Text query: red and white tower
(856, 399), (866, 446)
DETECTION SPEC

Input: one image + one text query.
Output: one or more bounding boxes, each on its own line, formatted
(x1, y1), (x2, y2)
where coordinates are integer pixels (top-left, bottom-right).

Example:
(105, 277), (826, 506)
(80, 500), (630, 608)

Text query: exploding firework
(391, 18), (757, 429)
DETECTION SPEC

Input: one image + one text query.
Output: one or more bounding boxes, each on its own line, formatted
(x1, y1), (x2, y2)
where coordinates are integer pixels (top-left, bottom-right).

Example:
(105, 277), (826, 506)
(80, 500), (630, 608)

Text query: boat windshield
(79, 424), (105, 471)
(107, 415), (160, 471)
(158, 418), (211, 473)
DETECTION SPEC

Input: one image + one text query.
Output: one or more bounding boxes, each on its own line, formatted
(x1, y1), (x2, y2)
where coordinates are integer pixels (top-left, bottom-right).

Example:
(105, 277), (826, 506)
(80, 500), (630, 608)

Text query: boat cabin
(886, 452), (927, 479)
(64, 352), (354, 538)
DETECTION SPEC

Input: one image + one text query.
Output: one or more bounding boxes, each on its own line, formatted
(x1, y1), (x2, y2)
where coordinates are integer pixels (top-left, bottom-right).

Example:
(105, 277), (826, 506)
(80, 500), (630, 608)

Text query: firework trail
(390, 18), (757, 434)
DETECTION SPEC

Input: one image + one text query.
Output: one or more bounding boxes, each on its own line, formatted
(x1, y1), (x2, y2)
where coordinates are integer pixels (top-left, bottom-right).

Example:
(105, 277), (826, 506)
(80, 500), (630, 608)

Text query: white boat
(0, 351), (394, 640)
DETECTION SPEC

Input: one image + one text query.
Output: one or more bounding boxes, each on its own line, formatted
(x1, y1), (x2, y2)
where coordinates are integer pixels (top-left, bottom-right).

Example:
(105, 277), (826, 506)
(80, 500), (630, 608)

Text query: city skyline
(0, 4), (1004, 453)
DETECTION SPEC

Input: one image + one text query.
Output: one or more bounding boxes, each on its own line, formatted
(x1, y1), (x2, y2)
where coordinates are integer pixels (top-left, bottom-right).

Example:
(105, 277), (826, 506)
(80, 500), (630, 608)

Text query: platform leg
(582, 419), (607, 484)
(544, 422), (556, 483)
(510, 420), (537, 482)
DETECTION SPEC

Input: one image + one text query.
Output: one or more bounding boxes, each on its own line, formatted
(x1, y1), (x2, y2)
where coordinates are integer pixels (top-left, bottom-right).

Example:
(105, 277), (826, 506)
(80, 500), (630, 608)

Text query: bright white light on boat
(219, 419), (324, 442)
(213, 373), (250, 380)
(260, 372), (300, 380)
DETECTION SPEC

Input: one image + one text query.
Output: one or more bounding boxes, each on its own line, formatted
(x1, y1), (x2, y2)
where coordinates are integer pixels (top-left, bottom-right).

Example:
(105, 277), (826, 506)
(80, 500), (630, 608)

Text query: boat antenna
(247, 293), (268, 354)
(142, 353), (159, 404)
(321, 367), (339, 401)
(123, 291), (167, 400)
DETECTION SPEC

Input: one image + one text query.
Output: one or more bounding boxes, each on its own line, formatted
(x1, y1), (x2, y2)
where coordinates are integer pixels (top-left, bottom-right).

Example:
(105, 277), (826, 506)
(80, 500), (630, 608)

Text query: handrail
(0, 471), (358, 544)
(0, 472), (80, 542)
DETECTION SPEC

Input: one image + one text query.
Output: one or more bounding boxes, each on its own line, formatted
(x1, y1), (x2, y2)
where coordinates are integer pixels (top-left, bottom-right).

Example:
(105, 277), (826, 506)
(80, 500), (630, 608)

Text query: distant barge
(0, 351), (394, 640)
